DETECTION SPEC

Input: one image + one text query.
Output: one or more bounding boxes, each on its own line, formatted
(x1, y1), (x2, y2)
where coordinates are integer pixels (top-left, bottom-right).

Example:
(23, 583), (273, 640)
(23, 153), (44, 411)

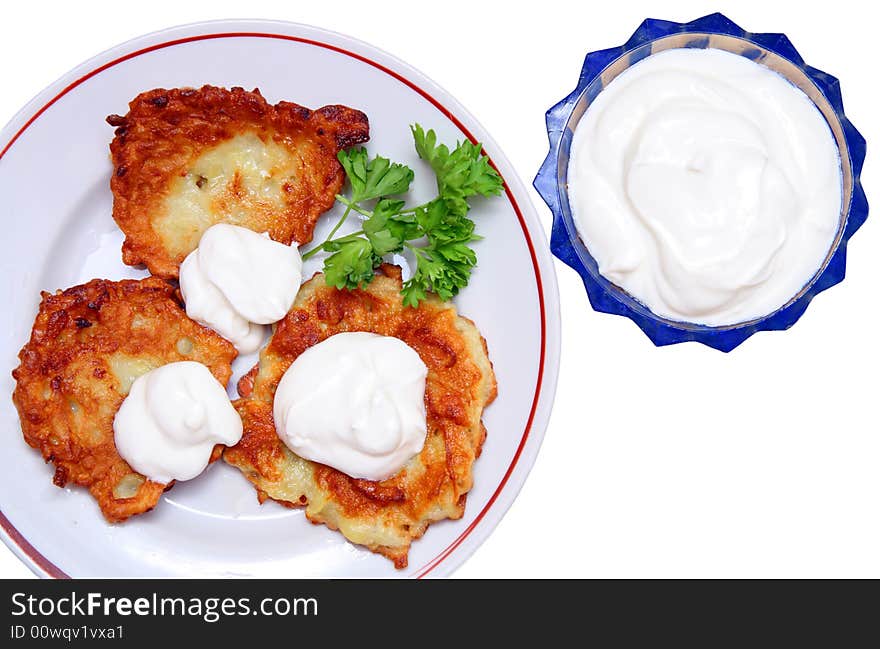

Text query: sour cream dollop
(567, 48), (843, 326)
(113, 361), (242, 484)
(179, 224), (303, 353)
(273, 332), (428, 482)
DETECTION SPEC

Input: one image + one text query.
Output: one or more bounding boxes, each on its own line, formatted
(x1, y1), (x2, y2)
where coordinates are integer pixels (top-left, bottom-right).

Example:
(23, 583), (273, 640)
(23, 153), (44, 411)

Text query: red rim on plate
(0, 29), (548, 579)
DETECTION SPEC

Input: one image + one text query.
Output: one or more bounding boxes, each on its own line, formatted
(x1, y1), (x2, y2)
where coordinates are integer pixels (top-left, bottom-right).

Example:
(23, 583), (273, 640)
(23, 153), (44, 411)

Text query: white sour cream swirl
(179, 224), (303, 353)
(113, 361), (242, 484)
(567, 48), (842, 326)
(273, 332), (428, 482)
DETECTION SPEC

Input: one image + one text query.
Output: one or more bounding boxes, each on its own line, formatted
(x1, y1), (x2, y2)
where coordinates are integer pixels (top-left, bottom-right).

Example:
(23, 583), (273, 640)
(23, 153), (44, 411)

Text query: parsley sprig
(301, 125), (503, 306)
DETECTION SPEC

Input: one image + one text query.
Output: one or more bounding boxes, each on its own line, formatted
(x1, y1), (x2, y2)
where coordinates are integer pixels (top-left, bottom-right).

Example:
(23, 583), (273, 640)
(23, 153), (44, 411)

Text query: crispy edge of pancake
(224, 265), (497, 568)
(107, 85), (370, 278)
(11, 277), (237, 522)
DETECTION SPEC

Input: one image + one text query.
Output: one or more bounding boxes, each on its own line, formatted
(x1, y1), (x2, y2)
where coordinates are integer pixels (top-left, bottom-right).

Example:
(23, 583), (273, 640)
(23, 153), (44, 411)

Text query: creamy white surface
(567, 48), (843, 326)
(273, 332), (428, 482)
(179, 223), (303, 353)
(113, 361), (243, 484)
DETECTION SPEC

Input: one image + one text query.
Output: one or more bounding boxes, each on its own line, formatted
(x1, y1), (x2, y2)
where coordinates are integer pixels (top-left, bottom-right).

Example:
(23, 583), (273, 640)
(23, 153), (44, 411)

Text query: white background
(1, 0), (877, 578)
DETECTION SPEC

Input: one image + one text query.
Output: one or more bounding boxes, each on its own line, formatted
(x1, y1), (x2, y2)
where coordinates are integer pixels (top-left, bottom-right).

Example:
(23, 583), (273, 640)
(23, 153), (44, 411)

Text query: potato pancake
(12, 278), (236, 522)
(107, 85), (370, 278)
(225, 265), (497, 568)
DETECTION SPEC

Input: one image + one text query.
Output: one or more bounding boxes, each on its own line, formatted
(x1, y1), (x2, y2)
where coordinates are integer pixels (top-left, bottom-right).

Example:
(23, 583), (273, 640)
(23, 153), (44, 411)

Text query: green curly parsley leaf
(323, 236), (378, 290)
(402, 239), (478, 306)
(411, 124), (504, 216)
(363, 199), (407, 256)
(337, 148), (414, 203)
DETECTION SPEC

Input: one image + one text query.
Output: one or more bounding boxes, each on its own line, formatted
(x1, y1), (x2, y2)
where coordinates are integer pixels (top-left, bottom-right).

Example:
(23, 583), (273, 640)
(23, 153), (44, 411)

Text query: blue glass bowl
(534, 13), (868, 352)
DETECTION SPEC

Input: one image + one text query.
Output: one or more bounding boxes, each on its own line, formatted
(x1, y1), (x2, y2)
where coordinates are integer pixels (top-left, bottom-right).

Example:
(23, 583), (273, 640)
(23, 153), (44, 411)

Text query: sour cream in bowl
(568, 47), (842, 327)
(535, 14), (868, 351)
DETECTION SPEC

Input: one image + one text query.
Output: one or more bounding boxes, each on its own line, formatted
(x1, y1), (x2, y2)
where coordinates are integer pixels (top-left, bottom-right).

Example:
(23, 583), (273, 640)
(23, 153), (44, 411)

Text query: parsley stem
(326, 204), (354, 241)
(401, 200), (433, 214)
(404, 242), (428, 259)
(335, 196), (373, 218)
(302, 203), (355, 261)
(337, 196), (433, 218)
(301, 227), (365, 261)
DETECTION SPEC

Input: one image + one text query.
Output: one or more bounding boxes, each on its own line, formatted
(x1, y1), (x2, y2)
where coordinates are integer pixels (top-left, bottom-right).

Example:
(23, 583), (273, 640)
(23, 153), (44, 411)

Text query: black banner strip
(0, 579), (873, 644)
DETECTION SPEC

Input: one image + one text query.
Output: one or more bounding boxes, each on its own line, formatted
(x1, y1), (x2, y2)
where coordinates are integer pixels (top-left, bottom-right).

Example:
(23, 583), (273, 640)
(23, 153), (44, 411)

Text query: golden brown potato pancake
(225, 265), (497, 568)
(107, 85), (370, 278)
(12, 278), (236, 522)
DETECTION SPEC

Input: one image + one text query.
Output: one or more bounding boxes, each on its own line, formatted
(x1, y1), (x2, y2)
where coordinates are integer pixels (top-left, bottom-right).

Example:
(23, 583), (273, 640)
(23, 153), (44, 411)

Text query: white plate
(0, 19), (560, 578)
